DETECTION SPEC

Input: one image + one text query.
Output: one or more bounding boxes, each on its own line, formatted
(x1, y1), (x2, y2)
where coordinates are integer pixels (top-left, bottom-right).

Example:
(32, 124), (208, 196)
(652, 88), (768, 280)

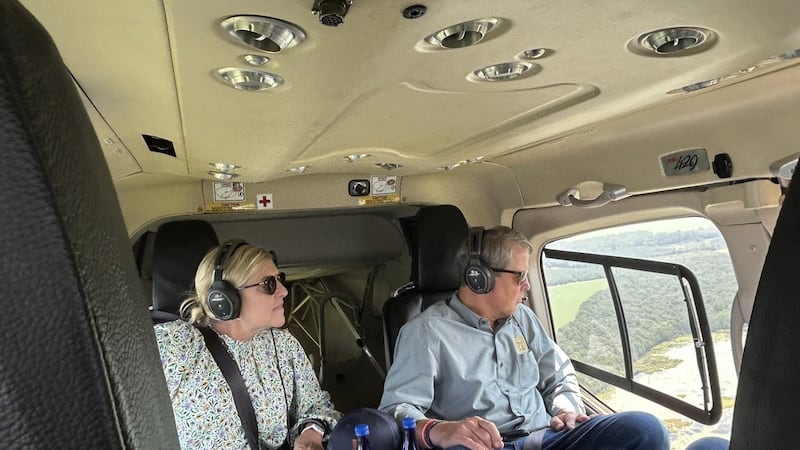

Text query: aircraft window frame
(542, 248), (722, 425)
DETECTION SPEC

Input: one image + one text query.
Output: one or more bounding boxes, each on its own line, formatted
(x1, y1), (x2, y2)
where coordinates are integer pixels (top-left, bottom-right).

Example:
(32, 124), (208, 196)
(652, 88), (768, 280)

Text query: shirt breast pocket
(508, 350), (540, 416)
(515, 350), (539, 388)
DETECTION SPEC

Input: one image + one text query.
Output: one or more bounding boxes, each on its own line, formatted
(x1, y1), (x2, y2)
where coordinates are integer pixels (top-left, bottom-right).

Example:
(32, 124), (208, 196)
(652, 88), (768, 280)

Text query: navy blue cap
(327, 408), (400, 450)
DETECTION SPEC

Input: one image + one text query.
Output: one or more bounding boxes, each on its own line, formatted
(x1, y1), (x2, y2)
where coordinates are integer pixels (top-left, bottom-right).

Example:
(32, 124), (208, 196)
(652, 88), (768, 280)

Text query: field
(547, 278), (607, 329)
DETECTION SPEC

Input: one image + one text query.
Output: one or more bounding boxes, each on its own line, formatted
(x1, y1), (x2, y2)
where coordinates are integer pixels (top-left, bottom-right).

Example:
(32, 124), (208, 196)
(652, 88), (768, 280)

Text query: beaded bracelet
(422, 419), (442, 449)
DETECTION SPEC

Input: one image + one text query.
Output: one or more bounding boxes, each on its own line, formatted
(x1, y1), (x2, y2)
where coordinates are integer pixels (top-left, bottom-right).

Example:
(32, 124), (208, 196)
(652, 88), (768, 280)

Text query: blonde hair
(179, 243), (276, 325)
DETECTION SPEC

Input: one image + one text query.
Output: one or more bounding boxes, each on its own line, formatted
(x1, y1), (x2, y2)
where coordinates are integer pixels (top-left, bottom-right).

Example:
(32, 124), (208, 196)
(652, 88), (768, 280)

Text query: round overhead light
(220, 16), (306, 53)
(208, 171), (239, 180)
(631, 26), (716, 56)
(425, 18), (499, 49)
(516, 48), (550, 60)
(344, 153), (370, 162)
(209, 162), (240, 171)
(243, 54), (270, 66)
(470, 62), (535, 82)
(214, 68), (284, 91)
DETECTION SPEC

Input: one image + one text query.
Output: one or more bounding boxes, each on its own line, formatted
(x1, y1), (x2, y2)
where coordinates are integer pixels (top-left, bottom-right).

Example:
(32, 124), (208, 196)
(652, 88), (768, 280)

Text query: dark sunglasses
(491, 267), (528, 285)
(237, 272), (286, 295)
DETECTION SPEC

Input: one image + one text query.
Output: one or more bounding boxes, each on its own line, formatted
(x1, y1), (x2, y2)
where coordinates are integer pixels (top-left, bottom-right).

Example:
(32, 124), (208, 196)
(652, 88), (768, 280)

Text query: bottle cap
(402, 417), (416, 429)
(355, 424), (370, 437)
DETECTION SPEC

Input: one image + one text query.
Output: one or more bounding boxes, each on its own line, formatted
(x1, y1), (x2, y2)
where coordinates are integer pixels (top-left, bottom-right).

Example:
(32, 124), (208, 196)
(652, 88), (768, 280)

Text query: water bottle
(354, 423), (372, 450)
(401, 417), (418, 450)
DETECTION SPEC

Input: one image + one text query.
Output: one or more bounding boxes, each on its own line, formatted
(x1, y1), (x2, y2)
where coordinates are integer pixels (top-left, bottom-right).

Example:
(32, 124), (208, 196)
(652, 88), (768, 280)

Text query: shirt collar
(449, 292), (514, 333)
(447, 291), (509, 332)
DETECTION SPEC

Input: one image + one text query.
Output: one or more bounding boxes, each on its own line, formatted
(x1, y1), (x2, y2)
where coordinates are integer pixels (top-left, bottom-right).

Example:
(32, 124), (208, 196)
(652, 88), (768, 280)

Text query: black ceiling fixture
(402, 5), (427, 19)
(142, 134), (176, 157)
(312, 0), (353, 27)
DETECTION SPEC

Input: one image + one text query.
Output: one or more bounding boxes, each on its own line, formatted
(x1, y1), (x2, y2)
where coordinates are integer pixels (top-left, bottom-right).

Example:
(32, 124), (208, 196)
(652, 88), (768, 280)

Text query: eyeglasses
(238, 272), (286, 295)
(491, 267), (528, 285)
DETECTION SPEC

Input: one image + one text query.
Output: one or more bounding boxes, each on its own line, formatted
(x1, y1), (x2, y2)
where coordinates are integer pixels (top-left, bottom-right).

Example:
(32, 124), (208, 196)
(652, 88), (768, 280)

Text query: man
(379, 226), (669, 450)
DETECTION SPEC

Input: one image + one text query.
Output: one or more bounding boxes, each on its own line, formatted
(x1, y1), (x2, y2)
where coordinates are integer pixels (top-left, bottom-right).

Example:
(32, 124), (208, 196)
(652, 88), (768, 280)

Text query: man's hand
(550, 410), (596, 431)
(428, 416), (503, 450)
(294, 427), (324, 450)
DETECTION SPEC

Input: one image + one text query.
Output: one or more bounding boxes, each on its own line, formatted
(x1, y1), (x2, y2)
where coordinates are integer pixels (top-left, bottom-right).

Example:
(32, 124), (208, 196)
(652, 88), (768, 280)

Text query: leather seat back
(382, 205), (468, 366)
(730, 162), (800, 449)
(0, 1), (179, 447)
(151, 220), (219, 322)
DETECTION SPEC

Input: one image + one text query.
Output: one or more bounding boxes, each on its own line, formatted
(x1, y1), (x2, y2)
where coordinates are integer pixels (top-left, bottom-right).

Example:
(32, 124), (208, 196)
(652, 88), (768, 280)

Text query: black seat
(730, 160), (800, 449)
(0, 1), (179, 447)
(151, 220), (219, 322)
(382, 205), (468, 366)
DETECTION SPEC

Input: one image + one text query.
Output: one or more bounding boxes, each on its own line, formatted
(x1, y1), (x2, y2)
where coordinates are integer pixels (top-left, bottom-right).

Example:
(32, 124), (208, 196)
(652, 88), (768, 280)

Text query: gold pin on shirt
(514, 335), (529, 353)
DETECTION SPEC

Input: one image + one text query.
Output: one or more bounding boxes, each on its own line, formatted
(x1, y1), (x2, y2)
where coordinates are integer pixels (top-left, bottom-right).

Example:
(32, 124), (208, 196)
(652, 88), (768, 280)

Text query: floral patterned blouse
(155, 320), (340, 449)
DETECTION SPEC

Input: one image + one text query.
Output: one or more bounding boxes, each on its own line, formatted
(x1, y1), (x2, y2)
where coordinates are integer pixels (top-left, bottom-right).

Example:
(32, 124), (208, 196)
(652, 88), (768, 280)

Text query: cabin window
(541, 217), (736, 448)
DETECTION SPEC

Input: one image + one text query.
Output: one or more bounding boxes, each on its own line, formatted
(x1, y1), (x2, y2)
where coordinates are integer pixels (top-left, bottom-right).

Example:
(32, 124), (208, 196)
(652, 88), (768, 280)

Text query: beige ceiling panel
(295, 82), (597, 161)
(76, 83), (141, 180)
(21, 0), (188, 178)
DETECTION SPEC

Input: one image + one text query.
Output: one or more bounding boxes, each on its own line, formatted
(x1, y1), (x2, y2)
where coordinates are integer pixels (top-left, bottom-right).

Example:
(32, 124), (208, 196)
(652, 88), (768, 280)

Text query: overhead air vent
(214, 68), (284, 91)
(516, 48), (550, 60)
(628, 26), (716, 57)
(142, 134), (176, 157)
(402, 5), (426, 20)
(243, 54), (270, 66)
(469, 62), (537, 82)
(220, 16), (306, 53)
(425, 18), (499, 49)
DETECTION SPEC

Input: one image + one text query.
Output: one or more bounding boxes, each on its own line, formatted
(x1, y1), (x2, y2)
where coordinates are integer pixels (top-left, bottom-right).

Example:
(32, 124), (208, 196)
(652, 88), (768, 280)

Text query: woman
(155, 241), (340, 449)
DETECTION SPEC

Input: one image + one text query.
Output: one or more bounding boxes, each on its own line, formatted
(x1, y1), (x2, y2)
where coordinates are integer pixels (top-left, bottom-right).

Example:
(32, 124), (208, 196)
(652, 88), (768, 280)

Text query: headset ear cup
(464, 227), (494, 294)
(206, 240), (248, 320)
(464, 259), (494, 294)
(207, 279), (241, 320)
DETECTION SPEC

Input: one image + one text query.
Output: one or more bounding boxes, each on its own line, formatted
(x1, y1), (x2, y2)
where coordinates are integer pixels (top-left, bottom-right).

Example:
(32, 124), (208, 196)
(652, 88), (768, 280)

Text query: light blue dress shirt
(379, 292), (584, 434)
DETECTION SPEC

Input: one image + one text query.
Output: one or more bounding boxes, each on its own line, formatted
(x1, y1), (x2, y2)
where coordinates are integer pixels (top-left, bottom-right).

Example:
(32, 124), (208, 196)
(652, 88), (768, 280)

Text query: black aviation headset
(207, 240), (249, 320)
(206, 238), (284, 320)
(464, 227), (496, 294)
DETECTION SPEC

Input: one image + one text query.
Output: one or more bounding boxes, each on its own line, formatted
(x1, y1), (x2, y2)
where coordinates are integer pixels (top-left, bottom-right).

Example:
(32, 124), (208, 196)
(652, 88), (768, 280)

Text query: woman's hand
(293, 427), (324, 450)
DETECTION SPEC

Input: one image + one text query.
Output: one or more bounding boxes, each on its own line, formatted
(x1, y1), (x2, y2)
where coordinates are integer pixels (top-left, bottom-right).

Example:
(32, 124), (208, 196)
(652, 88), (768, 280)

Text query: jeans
(444, 411), (669, 450)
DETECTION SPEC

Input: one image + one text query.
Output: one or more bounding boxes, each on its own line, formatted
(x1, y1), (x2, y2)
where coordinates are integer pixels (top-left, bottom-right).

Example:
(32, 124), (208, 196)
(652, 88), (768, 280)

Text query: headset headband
(213, 240), (248, 281)
(468, 227), (484, 258)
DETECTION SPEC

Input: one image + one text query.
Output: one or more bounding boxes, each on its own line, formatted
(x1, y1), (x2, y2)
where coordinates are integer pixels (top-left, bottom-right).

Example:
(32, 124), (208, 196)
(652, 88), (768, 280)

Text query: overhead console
(211, 209), (409, 268)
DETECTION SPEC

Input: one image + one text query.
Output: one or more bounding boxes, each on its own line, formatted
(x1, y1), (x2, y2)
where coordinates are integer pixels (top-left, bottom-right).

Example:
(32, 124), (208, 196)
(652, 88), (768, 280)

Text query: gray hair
(480, 226), (533, 269)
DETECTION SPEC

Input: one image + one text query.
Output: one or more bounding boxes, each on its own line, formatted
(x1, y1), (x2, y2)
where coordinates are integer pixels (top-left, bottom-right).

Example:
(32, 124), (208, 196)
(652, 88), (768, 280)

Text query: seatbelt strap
(198, 326), (261, 450)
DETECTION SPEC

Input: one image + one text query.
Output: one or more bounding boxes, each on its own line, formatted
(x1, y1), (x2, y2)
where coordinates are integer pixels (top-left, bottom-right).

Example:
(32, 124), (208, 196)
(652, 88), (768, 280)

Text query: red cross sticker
(257, 193), (273, 210)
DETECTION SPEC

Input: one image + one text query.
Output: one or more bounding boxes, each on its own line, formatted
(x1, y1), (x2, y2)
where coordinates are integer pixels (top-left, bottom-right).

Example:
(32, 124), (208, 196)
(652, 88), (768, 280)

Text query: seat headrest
(411, 205), (469, 291)
(151, 220), (219, 315)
